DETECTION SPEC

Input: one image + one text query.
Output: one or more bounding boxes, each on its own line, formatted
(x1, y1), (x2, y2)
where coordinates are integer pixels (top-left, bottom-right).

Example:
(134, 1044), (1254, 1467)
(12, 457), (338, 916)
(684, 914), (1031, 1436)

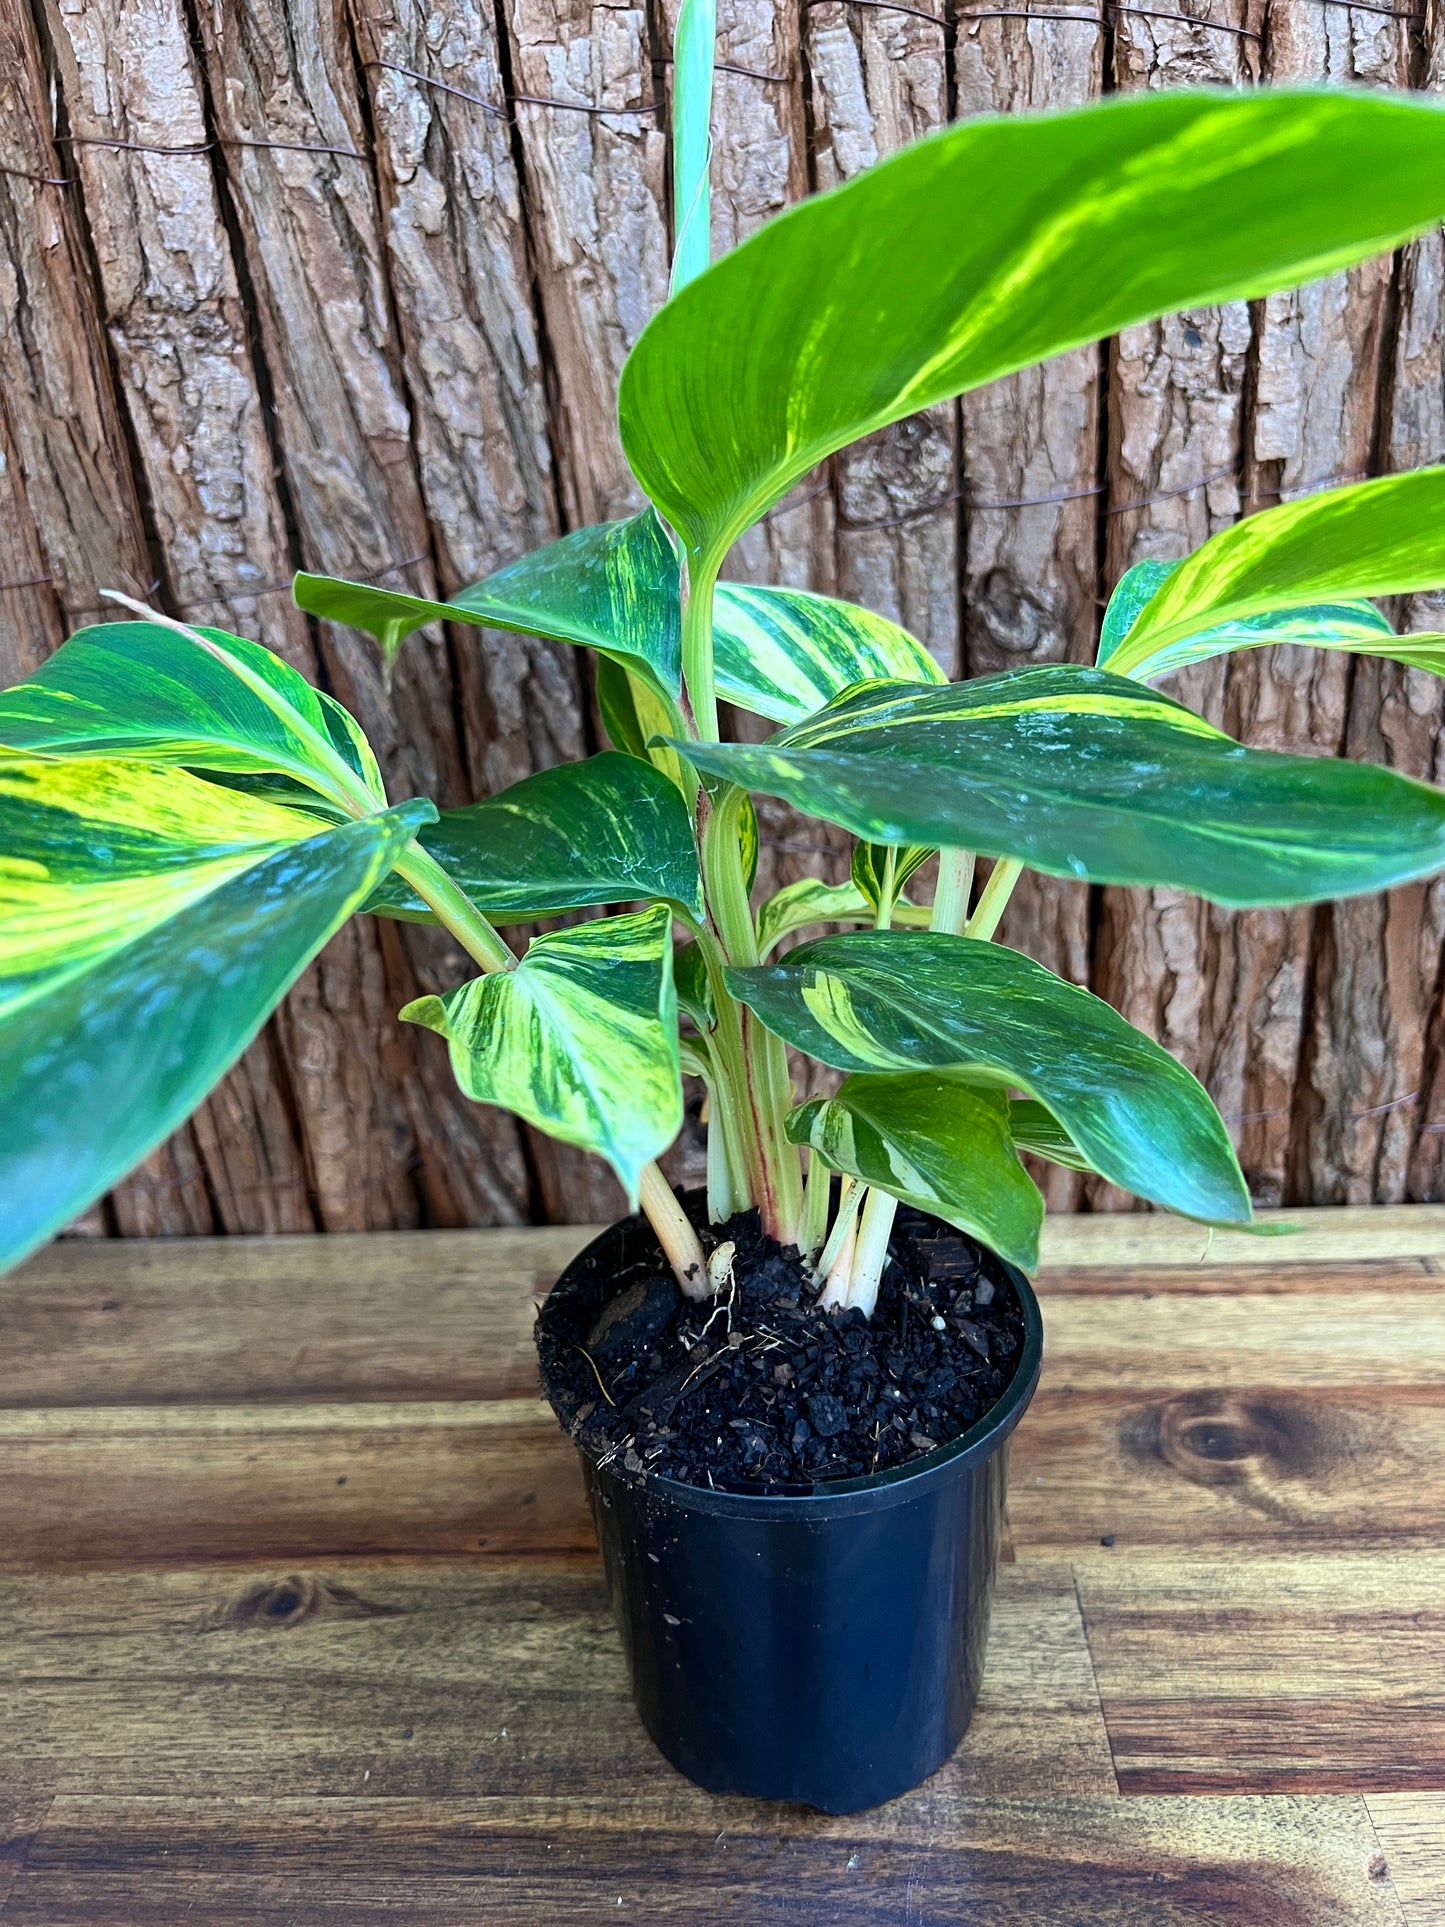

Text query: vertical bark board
(1304, 23), (1445, 1204)
(0, 405), (64, 682)
(1092, 0), (1300, 1213)
(39, 0), (426, 1236)
(0, 0), (150, 654)
(806, 0), (953, 665)
(355, 1), (607, 1222)
(196, 0), (537, 1225)
(503, 0), (668, 527)
(954, 14), (1102, 1209)
(1248, 0), (1415, 1204)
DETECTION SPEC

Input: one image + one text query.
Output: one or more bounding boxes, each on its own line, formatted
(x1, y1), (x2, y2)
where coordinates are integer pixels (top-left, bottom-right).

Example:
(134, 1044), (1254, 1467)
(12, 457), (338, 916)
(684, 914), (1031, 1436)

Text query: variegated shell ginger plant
(8, 36), (1445, 1310)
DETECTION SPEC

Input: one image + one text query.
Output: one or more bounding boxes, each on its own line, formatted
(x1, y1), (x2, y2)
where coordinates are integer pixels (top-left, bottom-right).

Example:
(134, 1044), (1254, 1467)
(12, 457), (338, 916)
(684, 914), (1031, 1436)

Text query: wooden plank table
(1, 1209), (1443, 1923)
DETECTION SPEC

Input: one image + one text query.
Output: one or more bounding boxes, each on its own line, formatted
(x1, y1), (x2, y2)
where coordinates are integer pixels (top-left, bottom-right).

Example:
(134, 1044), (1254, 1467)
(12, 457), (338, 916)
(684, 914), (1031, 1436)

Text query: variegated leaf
(361, 753), (703, 924)
(850, 841), (932, 916)
(401, 904), (682, 1202)
(297, 512), (941, 725)
(0, 758), (334, 1016)
(787, 1073), (1043, 1272)
(669, 665), (1445, 907)
(1102, 468), (1445, 680)
(0, 621), (383, 807)
(0, 794), (432, 1271)
(728, 930), (1251, 1224)
(619, 91), (1445, 573)
(1007, 1098), (1097, 1174)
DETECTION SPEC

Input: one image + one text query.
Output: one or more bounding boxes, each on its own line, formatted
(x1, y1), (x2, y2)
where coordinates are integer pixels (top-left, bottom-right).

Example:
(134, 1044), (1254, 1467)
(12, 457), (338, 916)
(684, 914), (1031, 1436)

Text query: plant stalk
(639, 1161), (709, 1300)
(843, 1184), (898, 1320)
(931, 847), (975, 936)
(964, 857), (1024, 942)
(800, 1149), (832, 1266)
(680, 554), (722, 743)
(813, 1176), (862, 1304)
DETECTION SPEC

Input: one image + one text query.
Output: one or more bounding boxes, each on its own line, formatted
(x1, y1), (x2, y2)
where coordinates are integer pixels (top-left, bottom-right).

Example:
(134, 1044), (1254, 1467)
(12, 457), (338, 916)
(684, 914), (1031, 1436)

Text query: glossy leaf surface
(670, 666), (1445, 906)
(297, 515), (683, 697)
(787, 1073), (1043, 1272)
(851, 841), (932, 915)
(620, 90), (1445, 568)
(0, 759), (332, 1015)
(362, 753), (702, 924)
(401, 904), (682, 1202)
(670, 0), (715, 293)
(298, 515), (940, 724)
(1102, 468), (1445, 678)
(0, 622), (383, 804)
(1007, 1097), (1096, 1174)
(0, 800), (431, 1271)
(728, 930), (1251, 1223)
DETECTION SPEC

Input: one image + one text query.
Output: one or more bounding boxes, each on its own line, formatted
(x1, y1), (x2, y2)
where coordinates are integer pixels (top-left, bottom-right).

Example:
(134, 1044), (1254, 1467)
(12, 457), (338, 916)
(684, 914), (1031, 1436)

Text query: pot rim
(550, 1209), (1044, 1521)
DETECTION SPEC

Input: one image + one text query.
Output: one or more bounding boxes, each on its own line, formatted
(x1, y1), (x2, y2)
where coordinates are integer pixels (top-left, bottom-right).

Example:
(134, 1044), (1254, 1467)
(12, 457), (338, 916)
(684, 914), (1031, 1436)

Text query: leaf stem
(391, 844), (517, 974)
(800, 1150), (831, 1267)
(931, 847), (976, 935)
(639, 1161), (709, 1299)
(680, 554), (721, 743)
(964, 857), (1024, 942)
(843, 1184), (898, 1320)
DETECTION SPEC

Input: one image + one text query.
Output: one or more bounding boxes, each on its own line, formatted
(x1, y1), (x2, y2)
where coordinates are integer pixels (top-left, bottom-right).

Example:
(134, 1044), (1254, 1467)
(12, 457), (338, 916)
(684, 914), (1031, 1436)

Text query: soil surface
(535, 1195), (1025, 1493)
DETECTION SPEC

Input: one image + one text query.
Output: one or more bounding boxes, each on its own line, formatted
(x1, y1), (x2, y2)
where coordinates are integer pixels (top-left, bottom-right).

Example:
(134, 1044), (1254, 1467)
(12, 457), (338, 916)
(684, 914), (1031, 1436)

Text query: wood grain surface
(1, 1209), (1442, 1920)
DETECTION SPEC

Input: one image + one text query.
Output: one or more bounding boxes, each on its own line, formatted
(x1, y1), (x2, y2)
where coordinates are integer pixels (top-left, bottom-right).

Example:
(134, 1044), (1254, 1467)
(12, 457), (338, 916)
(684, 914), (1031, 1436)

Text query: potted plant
(6, 28), (1445, 1807)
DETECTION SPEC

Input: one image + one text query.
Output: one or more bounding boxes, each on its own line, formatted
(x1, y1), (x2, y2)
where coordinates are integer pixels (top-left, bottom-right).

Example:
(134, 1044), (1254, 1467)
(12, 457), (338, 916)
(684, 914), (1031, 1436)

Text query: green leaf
(757, 877), (874, 957)
(851, 841), (932, 915)
(0, 621), (383, 807)
(361, 753), (702, 924)
(712, 582), (944, 724)
(1007, 1098), (1097, 1175)
(299, 514), (940, 725)
(670, 0), (715, 294)
(0, 796), (431, 1272)
(728, 930), (1250, 1224)
(401, 904), (682, 1202)
(619, 89), (1445, 572)
(787, 1073), (1042, 1273)
(296, 514), (684, 699)
(1097, 559), (1182, 664)
(1102, 470), (1445, 680)
(668, 665), (1445, 907)
(0, 758), (334, 1016)
(594, 655), (691, 793)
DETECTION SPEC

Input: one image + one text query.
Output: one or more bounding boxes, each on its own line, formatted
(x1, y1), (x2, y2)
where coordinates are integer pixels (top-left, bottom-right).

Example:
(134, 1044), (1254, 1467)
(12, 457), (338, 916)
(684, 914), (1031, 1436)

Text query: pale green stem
(816, 1204), (860, 1312)
(873, 846), (898, 929)
(930, 847), (976, 936)
(844, 1184), (899, 1320)
(697, 786), (804, 1244)
(705, 1083), (738, 1224)
(639, 1160), (709, 1299)
(813, 1175), (861, 1303)
(800, 1150), (832, 1267)
(392, 844), (516, 974)
(965, 857), (1024, 942)
(680, 555), (722, 744)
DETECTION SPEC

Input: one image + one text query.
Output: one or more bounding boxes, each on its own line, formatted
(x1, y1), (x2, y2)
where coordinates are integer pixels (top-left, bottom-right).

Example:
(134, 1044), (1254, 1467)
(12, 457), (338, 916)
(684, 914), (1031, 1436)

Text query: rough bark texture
(2, 0), (1443, 1234)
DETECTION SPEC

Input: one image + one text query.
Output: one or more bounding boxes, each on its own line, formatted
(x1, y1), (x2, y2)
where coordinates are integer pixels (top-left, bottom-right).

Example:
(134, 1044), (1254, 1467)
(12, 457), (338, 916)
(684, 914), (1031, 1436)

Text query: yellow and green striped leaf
(361, 752), (703, 925)
(1102, 470), (1445, 683)
(619, 90), (1445, 575)
(787, 1073), (1043, 1273)
(850, 841), (932, 917)
(0, 794), (432, 1272)
(728, 930), (1251, 1225)
(401, 904), (682, 1203)
(1007, 1097), (1097, 1174)
(297, 512), (941, 725)
(668, 664), (1445, 907)
(0, 621), (383, 807)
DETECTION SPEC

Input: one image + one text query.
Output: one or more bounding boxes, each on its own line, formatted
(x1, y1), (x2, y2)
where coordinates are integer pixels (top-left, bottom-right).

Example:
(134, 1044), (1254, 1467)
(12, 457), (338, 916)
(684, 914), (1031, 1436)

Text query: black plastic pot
(544, 1211), (1044, 1814)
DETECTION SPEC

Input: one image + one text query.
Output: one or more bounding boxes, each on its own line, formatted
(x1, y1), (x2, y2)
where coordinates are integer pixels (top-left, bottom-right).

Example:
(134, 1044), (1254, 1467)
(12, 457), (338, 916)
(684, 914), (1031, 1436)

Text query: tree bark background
(2, 0), (1442, 1235)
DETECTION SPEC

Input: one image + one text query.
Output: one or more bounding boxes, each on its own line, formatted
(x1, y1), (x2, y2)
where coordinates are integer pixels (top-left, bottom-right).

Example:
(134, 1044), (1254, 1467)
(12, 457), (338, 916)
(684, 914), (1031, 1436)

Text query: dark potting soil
(534, 1196), (1025, 1493)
